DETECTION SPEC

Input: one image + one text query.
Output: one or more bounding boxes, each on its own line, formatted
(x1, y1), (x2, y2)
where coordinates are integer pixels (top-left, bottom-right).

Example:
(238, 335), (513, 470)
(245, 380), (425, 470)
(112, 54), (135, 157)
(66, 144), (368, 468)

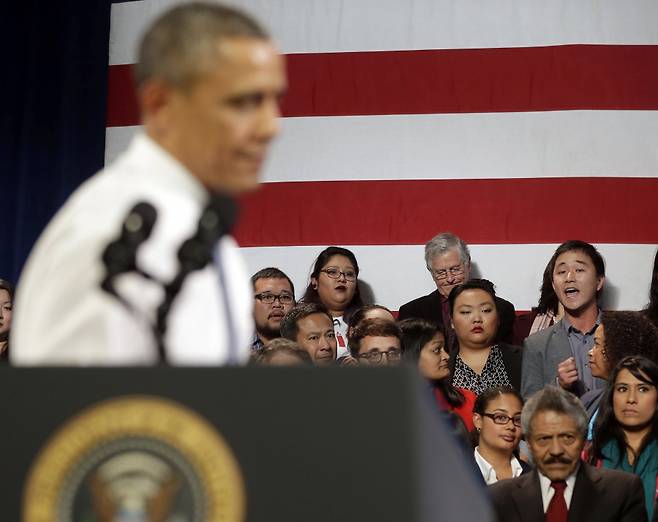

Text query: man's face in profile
(162, 37), (287, 194)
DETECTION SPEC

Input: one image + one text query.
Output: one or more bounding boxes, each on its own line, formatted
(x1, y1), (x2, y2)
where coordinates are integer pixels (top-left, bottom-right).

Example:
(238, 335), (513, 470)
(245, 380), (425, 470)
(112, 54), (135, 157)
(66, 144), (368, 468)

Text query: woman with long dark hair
(586, 311), (658, 422)
(301, 246), (364, 358)
(590, 356), (658, 521)
(399, 318), (476, 431)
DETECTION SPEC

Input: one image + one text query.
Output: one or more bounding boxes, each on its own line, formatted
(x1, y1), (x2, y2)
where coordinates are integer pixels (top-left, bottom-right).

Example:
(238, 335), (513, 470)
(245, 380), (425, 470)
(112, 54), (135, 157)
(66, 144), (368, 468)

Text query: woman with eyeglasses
(472, 386), (530, 484)
(399, 318), (476, 430)
(301, 246), (363, 358)
(449, 279), (522, 395)
(590, 356), (658, 521)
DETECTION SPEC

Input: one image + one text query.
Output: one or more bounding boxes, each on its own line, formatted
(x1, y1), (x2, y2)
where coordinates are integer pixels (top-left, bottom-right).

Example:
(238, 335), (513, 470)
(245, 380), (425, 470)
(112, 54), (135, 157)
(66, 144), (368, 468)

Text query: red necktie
(545, 480), (568, 522)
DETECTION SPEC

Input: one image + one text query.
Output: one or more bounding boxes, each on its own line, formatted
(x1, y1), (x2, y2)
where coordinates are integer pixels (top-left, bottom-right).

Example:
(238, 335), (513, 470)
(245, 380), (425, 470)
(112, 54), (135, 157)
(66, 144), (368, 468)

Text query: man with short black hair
(251, 267), (295, 351)
(280, 303), (337, 366)
(522, 240), (606, 398)
(398, 232), (516, 348)
(488, 386), (646, 522)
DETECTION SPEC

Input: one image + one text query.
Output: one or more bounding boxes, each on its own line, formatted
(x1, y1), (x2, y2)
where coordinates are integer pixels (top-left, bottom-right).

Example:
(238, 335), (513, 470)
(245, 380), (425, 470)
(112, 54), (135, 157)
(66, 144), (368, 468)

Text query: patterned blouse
(451, 345), (511, 395)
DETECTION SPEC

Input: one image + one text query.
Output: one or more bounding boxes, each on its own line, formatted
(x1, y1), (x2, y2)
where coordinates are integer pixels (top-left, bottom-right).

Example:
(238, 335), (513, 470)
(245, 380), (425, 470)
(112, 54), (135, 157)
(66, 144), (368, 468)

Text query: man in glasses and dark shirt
(251, 267), (296, 351)
(349, 318), (403, 367)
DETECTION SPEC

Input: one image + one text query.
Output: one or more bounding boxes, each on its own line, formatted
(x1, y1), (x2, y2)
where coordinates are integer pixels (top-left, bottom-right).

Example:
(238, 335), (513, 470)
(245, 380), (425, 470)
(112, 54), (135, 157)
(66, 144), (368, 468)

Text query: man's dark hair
(547, 240), (606, 280)
(251, 267), (295, 297)
(448, 278), (498, 315)
(280, 303), (332, 341)
(349, 318), (402, 358)
(135, 2), (269, 89)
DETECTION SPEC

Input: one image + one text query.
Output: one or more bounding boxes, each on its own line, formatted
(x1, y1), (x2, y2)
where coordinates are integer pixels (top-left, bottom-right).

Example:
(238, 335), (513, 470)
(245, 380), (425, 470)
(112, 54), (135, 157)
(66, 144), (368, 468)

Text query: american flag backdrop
(106, 0), (658, 313)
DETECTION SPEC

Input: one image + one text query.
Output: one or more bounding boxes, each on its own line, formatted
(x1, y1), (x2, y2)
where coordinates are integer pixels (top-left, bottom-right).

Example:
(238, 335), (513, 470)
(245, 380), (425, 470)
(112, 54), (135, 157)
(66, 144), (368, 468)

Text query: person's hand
(339, 355), (359, 367)
(557, 357), (579, 389)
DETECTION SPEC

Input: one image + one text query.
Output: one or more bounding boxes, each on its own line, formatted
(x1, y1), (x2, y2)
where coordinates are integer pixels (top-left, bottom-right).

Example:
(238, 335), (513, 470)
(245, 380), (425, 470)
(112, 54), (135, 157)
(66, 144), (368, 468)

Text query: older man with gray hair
(488, 386), (646, 522)
(398, 232), (516, 347)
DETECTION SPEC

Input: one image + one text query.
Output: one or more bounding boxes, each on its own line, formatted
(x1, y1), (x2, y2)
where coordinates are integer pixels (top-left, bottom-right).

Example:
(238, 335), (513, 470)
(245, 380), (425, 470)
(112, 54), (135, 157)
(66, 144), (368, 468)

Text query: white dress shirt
(538, 467), (578, 512)
(12, 132), (253, 365)
(473, 447), (525, 485)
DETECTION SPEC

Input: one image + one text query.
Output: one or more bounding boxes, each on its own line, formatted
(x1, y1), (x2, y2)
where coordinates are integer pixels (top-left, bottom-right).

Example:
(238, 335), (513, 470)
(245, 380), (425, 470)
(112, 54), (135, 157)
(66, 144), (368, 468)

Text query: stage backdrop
(111, 1), (658, 311)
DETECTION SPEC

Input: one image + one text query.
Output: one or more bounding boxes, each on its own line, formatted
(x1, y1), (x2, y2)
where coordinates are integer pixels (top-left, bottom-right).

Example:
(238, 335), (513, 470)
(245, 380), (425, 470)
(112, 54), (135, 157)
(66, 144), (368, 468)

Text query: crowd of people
(4, 2), (658, 520)
(243, 233), (658, 521)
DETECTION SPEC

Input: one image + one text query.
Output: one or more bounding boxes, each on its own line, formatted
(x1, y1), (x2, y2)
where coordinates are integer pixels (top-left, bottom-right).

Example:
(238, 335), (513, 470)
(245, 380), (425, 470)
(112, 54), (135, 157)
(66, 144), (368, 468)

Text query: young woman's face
(613, 368), (657, 432)
(451, 289), (499, 349)
(0, 289), (12, 336)
(313, 255), (357, 313)
(473, 393), (523, 454)
(417, 331), (450, 381)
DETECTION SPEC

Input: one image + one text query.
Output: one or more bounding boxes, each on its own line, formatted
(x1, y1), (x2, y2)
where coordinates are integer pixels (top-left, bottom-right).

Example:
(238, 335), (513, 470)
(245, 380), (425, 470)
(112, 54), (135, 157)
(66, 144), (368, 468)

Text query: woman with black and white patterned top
(448, 279), (522, 396)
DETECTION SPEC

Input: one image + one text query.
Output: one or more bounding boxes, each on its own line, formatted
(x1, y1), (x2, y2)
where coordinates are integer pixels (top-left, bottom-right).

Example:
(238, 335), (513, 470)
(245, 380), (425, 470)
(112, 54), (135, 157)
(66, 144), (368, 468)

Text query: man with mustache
(251, 267), (296, 351)
(488, 386), (646, 522)
(521, 241), (607, 399)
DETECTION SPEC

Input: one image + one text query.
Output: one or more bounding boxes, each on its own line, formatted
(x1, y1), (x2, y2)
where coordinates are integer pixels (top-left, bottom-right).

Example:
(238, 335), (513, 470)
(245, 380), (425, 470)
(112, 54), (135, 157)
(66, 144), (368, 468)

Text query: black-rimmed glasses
(357, 349), (402, 363)
(320, 267), (357, 281)
(254, 293), (294, 305)
(482, 413), (522, 427)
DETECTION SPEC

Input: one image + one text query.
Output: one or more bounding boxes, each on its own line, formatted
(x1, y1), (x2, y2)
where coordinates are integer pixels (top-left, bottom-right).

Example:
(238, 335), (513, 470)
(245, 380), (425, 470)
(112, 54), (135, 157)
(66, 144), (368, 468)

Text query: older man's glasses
(431, 265), (464, 281)
(321, 268), (357, 281)
(357, 349), (402, 363)
(254, 293), (294, 305)
(482, 413), (522, 428)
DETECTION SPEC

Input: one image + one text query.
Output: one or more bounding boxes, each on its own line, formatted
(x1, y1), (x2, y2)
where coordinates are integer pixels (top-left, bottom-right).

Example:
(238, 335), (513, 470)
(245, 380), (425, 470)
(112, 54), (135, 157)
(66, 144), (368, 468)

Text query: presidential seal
(22, 396), (245, 522)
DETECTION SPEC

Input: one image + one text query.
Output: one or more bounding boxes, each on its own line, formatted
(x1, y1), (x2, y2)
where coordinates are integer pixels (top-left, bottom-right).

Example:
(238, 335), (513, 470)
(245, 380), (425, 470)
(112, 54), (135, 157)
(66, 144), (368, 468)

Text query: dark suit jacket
(488, 464), (647, 522)
(398, 290), (517, 346)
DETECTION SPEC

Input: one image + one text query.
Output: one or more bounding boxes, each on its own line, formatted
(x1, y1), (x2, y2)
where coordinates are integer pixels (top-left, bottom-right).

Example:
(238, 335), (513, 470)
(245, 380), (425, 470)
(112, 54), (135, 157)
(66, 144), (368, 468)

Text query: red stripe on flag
(233, 178), (658, 246)
(107, 44), (658, 126)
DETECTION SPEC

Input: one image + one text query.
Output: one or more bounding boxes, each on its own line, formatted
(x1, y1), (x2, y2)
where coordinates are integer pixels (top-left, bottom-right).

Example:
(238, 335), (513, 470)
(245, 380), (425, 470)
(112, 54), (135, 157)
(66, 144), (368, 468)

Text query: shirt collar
(473, 447), (524, 485)
(562, 310), (602, 336)
(538, 465), (578, 497)
(125, 132), (210, 207)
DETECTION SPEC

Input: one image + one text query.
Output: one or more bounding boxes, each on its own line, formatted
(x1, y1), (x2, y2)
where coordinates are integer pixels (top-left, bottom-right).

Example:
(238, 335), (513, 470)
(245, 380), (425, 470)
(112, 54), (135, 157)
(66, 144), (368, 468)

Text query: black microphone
(155, 194), (238, 363)
(100, 201), (158, 300)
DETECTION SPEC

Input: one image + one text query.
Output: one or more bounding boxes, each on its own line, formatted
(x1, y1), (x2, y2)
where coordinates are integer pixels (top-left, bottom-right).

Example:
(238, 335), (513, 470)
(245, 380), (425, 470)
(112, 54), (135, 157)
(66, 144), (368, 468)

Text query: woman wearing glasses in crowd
(449, 279), (522, 395)
(399, 318), (476, 430)
(302, 247), (363, 358)
(589, 356), (658, 521)
(472, 386), (530, 484)
(0, 279), (13, 361)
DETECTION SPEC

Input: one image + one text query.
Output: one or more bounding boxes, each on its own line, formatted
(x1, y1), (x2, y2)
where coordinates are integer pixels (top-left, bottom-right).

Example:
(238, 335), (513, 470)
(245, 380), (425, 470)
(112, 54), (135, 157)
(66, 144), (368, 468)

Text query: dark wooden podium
(1, 366), (493, 521)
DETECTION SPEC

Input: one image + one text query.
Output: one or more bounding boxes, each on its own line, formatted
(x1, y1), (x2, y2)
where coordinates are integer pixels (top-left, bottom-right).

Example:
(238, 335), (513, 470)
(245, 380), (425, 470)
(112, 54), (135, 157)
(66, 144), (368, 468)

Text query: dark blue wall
(1, 1), (113, 284)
